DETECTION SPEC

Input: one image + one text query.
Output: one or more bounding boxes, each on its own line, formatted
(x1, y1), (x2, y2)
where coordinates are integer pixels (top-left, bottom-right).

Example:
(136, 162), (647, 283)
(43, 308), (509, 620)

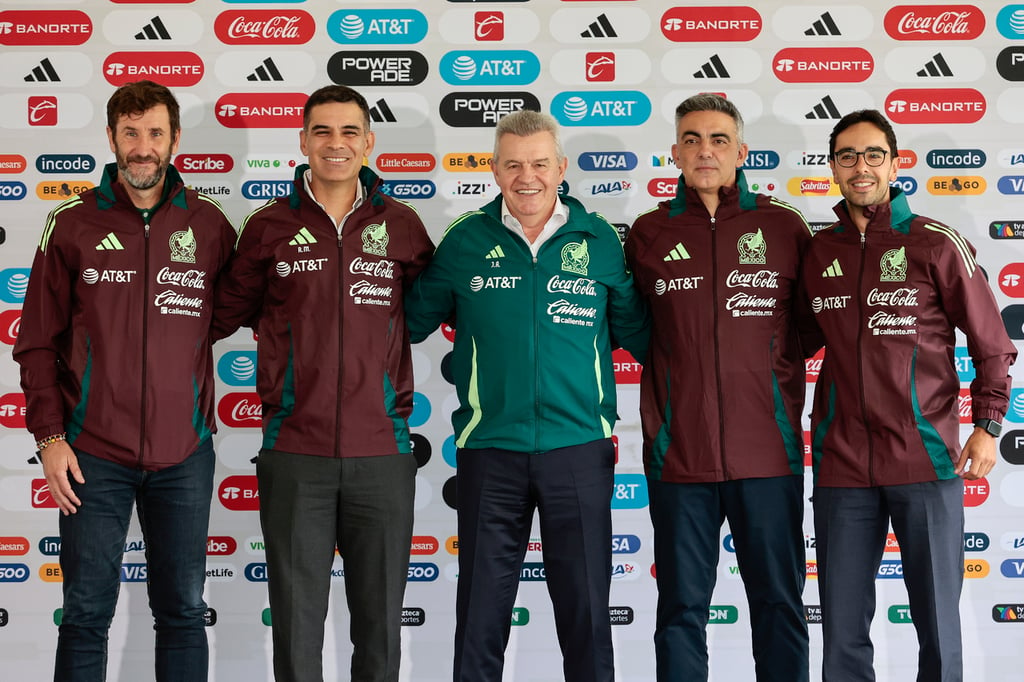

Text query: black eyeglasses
(833, 148), (889, 168)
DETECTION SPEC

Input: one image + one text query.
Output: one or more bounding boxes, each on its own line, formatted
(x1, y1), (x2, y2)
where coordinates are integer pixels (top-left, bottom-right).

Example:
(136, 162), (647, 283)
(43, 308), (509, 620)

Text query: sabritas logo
(885, 88), (985, 124)
(103, 52), (204, 87)
(218, 475), (260, 511)
(1000, 263), (1024, 297)
(884, 5), (984, 41)
(661, 6), (761, 42)
(612, 348), (641, 384)
(773, 48), (873, 83)
(788, 177), (840, 196)
(31, 479), (57, 508)
(0, 309), (20, 345)
(0, 10), (92, 46)
(176, 154), (233, 173)
(0, 155), (27, 173)
(215, 93), (305, 129)
(217, 392), (262, 428)
(0, 537), (29, 556)
(214, 11), (315, 45)
(475, 11), (503, 41)
(376, 153), (435, 173)
(0, 392), (26, 428)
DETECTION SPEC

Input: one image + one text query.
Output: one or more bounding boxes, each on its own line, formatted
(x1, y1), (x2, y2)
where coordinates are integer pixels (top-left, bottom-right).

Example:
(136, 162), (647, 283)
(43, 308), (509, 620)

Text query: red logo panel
(31, 479), (57, 509)
(206, 536), (238, 556)
(217, 392), (263, 428)
(214, 10), (315, 45)
(884, 5), (985, 41)
(0, 393), (26, 428)
(886, 89), (985, 124)
(103, 52), (205, 87)
(805, 347), (824, 383)
(647, 178), (677, 198)
(215, 93), (306, 129)
(0, 537), (30, 555)
(175, 154), (234, 174)
(964, 477), (990, 507)
(773, 48), (874, 83)
(0, 10), (92, 46)
(999, 263), (1024, 298)
(28, 97), (57, 126)
(475, 11), (503, 41)
(376, 153), (436, 173)
(0, 309), (20, 345)
(0, 155), (27, 174)
(218, 475), (260, 511)
(586, 52), (615, 82)
(661, 6), (762, 42)
(613, 348), (641, 384)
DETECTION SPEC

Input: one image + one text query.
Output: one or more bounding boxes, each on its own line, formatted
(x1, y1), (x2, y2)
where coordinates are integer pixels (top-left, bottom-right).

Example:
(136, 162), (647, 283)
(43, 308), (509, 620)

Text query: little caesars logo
(169, 227), (197, 264)
(561, 240), (589, 276)
(880, 246), (908, 282)
(362, 221), (389, 257)
(737, 229), (766, 265)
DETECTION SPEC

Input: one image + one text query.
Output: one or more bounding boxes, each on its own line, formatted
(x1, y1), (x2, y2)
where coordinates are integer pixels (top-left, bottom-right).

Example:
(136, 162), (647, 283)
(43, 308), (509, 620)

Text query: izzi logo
(439, 91), (540, 127)
(327, 51), (428, 86)
(551, 91), (651, 127)
(326, 10), (427, 45)
(439, 51), (540, 86)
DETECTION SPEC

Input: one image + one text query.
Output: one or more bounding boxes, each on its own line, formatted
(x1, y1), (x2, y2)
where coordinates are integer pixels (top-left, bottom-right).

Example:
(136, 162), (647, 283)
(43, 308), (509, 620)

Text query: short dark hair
(829, 109), (898, 159)
(106, 80), (180, 137)
(675, 93), (744, 143)
(303, 85), (371, 130)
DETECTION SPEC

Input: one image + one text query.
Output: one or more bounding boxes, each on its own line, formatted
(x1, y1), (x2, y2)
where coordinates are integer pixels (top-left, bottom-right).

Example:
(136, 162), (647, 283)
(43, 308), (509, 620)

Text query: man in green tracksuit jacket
(405, 109), (648, 682)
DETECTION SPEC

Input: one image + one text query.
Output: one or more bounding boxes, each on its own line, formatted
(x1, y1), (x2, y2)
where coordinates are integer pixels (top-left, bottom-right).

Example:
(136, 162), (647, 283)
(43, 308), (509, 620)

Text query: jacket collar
(288, 163), (385, 211)
(667, 168), (757, 219)
(479, 192), (601, 237)
(96, 162), (188, 212)
(832, 186), (915, 236)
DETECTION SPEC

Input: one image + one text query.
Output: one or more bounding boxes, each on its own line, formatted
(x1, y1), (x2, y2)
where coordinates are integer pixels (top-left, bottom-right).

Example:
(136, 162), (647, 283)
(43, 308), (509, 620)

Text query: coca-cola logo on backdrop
(217, 392), (263, 428)
(214, 10), (316, 45)
(884, 5), (985, 41)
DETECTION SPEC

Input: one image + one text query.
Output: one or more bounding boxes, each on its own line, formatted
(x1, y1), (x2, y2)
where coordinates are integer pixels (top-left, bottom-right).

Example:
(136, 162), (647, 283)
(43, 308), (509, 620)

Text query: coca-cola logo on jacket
(884, 5), (985, 41)
(217, 392), (262, 428)
(214, 10), (315, 45)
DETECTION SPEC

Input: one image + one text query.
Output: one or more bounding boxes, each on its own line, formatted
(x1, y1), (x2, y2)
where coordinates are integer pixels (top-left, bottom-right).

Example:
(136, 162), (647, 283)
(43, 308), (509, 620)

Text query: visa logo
(120, 563), (148, 582)
(999, 176), (1024, 195)
(611, 534), (641, 554)
(1000, 559), (1024, 578)
(578, 151), (639, 172)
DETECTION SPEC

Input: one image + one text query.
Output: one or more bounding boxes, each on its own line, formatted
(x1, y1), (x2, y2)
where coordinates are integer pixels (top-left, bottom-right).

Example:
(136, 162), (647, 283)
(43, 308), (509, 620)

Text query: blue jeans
(55, 439), (215, 682)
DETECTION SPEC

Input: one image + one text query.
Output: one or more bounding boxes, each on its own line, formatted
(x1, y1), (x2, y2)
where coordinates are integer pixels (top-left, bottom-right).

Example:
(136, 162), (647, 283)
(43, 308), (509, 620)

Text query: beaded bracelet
(36, 433), (67, 451)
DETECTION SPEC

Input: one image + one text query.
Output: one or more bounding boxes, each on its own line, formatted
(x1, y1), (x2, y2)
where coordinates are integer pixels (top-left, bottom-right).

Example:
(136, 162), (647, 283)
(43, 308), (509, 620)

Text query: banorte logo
(964, 477), (990, 507)
(0, 309), (20, 345)
(0, 392), (26, 429)
(214, 10), (315, 45)
(612, 348), (641, 384)
(1000, 263), (1024, 297)
(218, 475), (260, 511)
(661, 6), (762, 42)
(885, 89), (985, 124)
(0, 10), (92, 46)
(103, 52), (204, 87)
(215, 93), (306, 129)
(217, 392), (262, 428)
(773, 48), (874, 83)
(884, 5), (985, 41)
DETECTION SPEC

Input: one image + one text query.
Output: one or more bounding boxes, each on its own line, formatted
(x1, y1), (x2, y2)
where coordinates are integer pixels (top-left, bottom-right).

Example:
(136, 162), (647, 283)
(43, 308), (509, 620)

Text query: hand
(39, 440), (84, 515)
(955, 428), (997, 480)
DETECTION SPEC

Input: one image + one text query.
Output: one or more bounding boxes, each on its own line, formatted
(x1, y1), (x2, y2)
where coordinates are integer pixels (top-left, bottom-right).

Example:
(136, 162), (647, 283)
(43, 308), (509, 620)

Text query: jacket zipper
(710, 215), (728, 479)
(336, 229), (344, 458)
(532, 252), (541, 453)
(139, 216), (151, 467)
(857, 230), (875, 485)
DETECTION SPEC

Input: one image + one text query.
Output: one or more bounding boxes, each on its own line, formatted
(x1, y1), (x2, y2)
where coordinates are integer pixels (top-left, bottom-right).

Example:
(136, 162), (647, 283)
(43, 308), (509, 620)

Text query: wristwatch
(974, 418), (1002, 438)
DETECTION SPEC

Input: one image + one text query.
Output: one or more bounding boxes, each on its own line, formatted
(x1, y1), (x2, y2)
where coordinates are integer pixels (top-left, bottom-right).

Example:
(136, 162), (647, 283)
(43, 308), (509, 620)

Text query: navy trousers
(453, 439), (616, 682)
(648, 475), (809, 682)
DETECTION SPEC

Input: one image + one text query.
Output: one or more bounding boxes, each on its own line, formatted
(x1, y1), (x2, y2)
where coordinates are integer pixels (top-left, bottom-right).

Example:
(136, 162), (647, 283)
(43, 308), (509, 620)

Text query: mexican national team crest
(737, 228), (766, 265)
(561, 240), (590, 276)
(362, 221), (389, 257)
(169, 226), (197, 264)
(880, 246), (908, 282)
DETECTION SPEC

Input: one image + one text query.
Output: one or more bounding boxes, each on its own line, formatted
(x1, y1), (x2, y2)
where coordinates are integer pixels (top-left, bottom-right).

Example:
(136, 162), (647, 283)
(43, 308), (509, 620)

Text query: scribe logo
(206, 536), (237, 556)
(327, 51), (428, 86)
(885, 89), (985, 124)
(214, 11), (315, 45)
(28, 96), (57, 126)
(376, 153), (435, 173)
(103, 52), (204, 87)
(773, 48), (873, 83)
(176, 153), (233, 173)
(661, 6), (762, 42)
(218, 475), (260, 511)
(217, 392), (262, 428)
(475, 11), (504, 41)
(648, 178), (677, 198)
(586, 52), (615, 81)
(0, 10), (92, 46)
(215, 93), (305, 128)
(439, 91), (541, 127)
(884, 5), (985, 41)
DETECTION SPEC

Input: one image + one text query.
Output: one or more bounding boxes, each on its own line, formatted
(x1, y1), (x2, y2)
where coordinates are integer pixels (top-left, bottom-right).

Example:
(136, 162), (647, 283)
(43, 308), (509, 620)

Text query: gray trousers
(257, 449), (417, 682)
(813, 478), (964, 682)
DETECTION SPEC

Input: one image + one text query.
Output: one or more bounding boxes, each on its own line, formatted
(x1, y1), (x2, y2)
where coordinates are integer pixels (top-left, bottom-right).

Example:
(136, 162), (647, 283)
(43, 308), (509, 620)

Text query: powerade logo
(439, 50), (540, 86)
(407, 562), (438, 582)
(244, 562), (268, 582)
(742, 150), (780, 170)
(439, 91), (541, 127)
(997, 6), (1024, 39)
(379, 180), (436, 200)
(217, 351), (257, 387)
(551, 91), (651, 127)
(36, 154), (95, 174)
(0, 269), (30, 303)
(0, 564), (29, 582)
(611, 534), (641, 554)
(242, 180), (292, 200)
(877, 560), (904, 579)
(578, 151), (638, 172)
(0, 181), (27, 201)
(326, 10), (427, 45)
(326, 51), (428, 87)
(611, 473), (648, 509)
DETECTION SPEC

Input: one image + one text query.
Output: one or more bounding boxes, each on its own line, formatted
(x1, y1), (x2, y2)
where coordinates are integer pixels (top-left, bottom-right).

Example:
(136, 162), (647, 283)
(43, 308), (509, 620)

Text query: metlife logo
(326, 10), (428, 45)
(551, 91), (651, 127)
(327, 51), (428, 87)
(439, 50), (540, 86)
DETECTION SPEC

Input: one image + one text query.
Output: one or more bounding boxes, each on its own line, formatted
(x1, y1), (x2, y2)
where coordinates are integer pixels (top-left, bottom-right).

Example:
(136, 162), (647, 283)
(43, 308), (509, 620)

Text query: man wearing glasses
(799, 109), (1016, 680)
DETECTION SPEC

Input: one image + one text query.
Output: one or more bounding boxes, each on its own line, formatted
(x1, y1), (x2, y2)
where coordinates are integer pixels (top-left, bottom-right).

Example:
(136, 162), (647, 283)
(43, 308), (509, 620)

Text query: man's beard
(116, 150), (170, 190)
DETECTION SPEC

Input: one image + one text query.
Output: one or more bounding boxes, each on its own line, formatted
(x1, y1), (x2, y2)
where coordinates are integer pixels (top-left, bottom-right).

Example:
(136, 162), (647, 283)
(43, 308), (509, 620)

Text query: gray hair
(493, 109), (565, 162)
(675, 93), (744, 144)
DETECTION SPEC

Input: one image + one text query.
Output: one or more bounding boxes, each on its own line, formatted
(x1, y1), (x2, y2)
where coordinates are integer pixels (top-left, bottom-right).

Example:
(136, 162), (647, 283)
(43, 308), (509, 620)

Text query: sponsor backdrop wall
(1, 1), (1023, 680)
